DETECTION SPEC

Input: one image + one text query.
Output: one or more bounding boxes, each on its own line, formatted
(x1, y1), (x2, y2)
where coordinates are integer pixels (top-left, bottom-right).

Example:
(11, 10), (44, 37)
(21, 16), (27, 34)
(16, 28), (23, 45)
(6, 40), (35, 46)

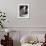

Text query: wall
(0, 0), (46, 27)
(0, 0), (46, 46)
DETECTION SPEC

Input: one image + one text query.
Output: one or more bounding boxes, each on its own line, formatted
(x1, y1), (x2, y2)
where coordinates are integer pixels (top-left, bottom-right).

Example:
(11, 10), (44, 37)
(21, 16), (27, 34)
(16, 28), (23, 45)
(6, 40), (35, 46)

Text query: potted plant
(0, 10), (6, 28)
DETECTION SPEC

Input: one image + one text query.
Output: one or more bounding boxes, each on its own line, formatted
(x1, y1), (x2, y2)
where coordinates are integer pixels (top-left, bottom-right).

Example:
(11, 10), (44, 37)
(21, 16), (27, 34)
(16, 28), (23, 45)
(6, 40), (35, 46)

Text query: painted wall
(0, 0), (46, 46)
(0, 0), (46, 27)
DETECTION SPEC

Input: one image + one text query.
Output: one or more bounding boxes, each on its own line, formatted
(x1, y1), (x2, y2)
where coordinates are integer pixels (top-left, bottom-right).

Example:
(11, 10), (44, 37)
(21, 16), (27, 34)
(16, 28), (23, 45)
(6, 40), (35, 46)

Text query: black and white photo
(18, 4), (29, 18)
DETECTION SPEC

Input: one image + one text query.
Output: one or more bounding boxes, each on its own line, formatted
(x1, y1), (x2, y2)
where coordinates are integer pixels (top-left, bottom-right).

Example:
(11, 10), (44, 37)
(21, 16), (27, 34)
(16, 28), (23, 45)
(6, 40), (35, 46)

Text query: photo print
(18, 4), (29, 18)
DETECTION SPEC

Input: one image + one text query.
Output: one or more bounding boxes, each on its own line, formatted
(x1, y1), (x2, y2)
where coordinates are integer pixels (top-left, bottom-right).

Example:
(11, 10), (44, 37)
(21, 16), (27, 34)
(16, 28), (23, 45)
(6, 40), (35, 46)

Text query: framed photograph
(18, 4), (29, 18)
